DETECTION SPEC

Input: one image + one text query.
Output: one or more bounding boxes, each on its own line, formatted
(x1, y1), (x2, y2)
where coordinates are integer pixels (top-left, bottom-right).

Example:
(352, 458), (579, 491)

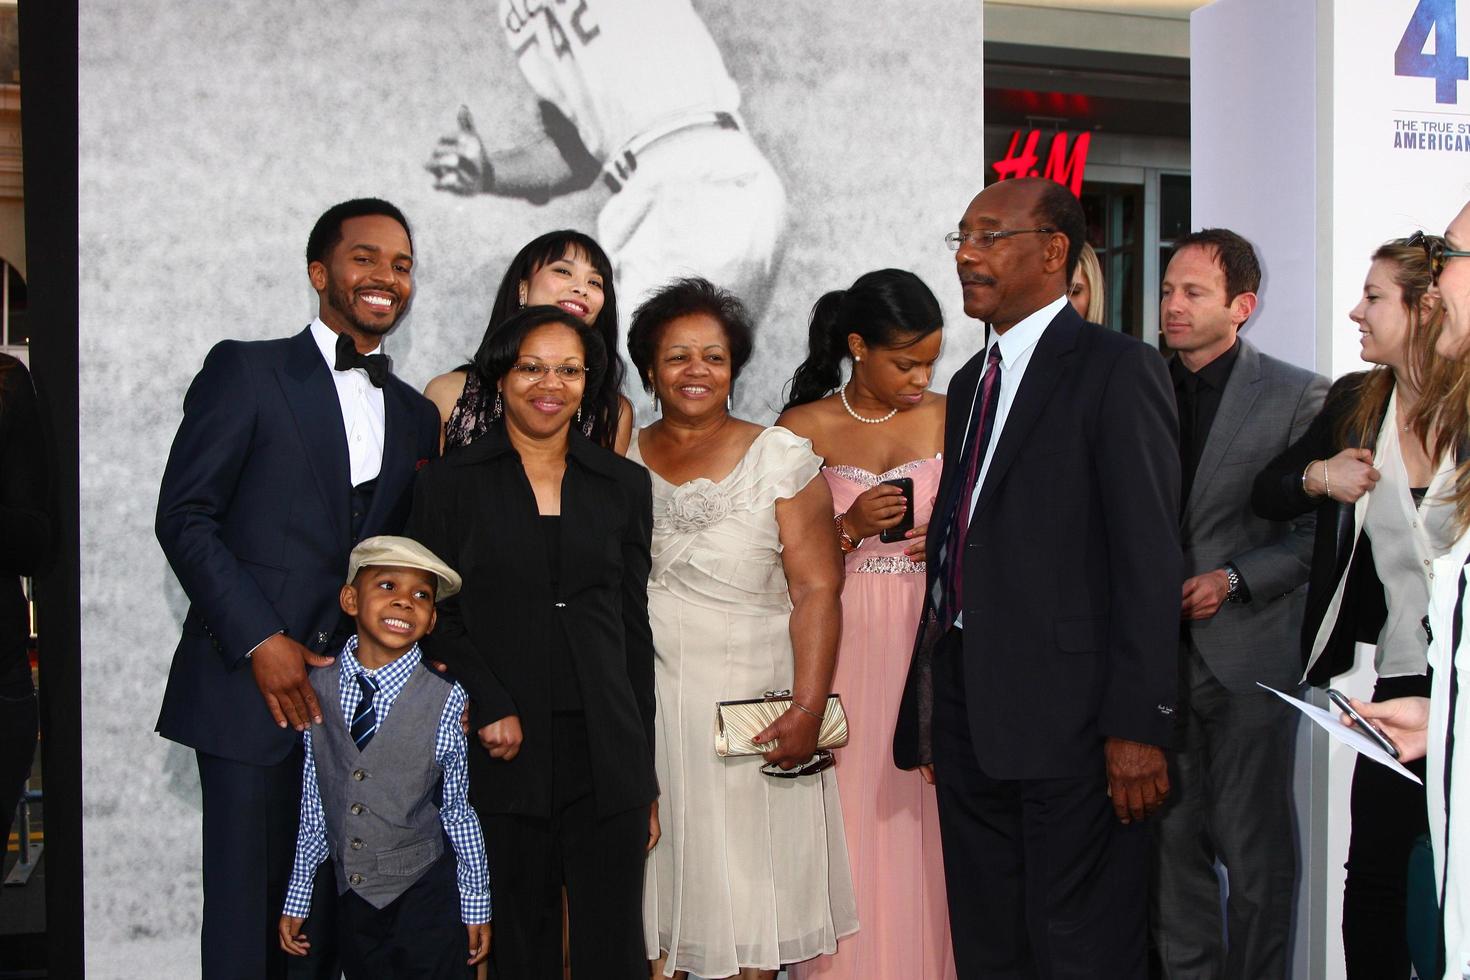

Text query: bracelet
(791, 698), (824, 721)
(833, 512), (862, 553)
(1301, 463), (1312, 495)
(1322, 460), (1331, 500)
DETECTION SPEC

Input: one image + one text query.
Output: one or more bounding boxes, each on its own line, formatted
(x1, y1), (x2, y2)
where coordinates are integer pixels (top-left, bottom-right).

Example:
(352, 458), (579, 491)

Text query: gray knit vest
(310, 661), (451, 910)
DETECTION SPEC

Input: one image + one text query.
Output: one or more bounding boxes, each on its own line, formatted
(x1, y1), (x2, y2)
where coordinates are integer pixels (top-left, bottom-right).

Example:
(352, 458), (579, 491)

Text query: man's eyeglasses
(1408, 230), (1470, 283)
(944, 228), (1056, 252)
(510, 361), (589, 382)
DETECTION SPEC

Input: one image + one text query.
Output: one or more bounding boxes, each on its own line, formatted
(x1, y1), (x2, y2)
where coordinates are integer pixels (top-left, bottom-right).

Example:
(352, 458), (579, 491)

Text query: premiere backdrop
(78, 0), (983, 972)
(1193, 0), (1470, 975)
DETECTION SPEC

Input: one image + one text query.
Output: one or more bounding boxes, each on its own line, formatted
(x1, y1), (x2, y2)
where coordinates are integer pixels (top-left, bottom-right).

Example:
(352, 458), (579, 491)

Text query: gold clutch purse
(714, 689), (849, 757)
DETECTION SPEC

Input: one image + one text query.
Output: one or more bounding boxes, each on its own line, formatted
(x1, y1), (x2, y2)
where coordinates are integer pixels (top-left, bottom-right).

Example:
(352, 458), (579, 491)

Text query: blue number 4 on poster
(1396, 0), (1469, 104)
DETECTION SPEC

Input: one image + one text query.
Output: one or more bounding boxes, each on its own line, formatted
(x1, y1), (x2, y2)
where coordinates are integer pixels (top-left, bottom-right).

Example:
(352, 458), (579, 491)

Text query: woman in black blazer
(1251, 236), (1461, 978)
(407, 305), (656, 979)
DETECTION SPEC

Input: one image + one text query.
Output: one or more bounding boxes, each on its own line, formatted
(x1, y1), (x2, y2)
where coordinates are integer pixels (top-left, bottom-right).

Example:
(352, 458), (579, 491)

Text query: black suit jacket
(406, 424), (658, 819)
(0, 356), (52, 689)
(155, 327), (440, 766)
(894, 303), (1182, 779)
(1250, 372), (1390, 684)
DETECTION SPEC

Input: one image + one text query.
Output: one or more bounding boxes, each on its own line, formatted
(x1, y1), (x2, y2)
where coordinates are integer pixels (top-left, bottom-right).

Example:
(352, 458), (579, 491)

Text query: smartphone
(1327, 688), (1401, 760)
(878, 477), (915, 543)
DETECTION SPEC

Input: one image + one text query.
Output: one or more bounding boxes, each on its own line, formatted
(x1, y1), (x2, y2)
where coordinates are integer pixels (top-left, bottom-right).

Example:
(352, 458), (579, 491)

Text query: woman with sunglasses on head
(1346, 206), (1470, 980)
(775, 269), (956, 980)
(425, 230), (634, 454)
(1252, 232), (1465, 978)
(627, 278), (856, 980)
(408, 305), (657, 979)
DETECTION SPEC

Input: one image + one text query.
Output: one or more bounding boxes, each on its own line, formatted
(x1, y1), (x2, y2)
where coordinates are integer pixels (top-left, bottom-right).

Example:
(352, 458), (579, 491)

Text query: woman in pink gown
(778, 269), (957, 980)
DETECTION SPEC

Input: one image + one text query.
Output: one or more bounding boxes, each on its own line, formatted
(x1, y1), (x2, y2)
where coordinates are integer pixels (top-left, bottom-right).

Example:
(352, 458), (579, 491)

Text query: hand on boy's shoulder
(466, 922), (491, 966)
(252, 634), (335, 731)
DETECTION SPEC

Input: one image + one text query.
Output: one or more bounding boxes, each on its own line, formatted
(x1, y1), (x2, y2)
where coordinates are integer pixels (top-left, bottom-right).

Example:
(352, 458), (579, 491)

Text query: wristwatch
(1224, 563), (1244, 603)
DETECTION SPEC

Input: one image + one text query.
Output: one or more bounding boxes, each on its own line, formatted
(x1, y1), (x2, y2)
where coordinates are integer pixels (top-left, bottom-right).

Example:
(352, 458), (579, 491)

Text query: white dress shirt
(955, 293), (1067, 629)
(310, 317), (385, 486)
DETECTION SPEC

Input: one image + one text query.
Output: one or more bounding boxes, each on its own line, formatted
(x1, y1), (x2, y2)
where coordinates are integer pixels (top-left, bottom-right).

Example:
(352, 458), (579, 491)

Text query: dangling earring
(727, 383), (735, 413)
(581, 412), (595, 437)
(575, 406), (582, 425)
(652, 392), (661, 413)
(518, 288), (527, 308)
(490, 390), (503, 422)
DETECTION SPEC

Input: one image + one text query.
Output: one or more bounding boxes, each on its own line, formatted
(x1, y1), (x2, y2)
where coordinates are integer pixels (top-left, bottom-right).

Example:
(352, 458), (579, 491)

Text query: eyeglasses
(510, 361), (589, 382)
(944, 228), (1056, 252)
(1408, 230), (1470, 283)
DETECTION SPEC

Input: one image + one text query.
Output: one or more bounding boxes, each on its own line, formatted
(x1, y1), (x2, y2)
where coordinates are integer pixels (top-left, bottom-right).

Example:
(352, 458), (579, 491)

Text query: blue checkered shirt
(282, 637), (490, 924)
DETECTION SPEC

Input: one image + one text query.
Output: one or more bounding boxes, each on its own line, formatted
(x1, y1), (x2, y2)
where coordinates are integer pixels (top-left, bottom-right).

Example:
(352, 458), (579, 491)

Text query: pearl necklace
(839, 383), (897, 424)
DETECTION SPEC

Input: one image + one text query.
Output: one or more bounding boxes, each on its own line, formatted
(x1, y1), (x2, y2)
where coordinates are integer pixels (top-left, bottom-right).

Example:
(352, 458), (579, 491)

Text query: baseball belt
(601, 110), (742, 194)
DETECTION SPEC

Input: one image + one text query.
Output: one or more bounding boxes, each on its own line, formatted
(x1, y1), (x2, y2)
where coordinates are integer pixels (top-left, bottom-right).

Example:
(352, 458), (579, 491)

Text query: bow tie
(334, 332), (390, 388)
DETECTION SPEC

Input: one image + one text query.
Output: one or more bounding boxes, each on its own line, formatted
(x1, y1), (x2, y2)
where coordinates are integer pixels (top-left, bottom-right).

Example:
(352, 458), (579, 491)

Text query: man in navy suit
(894, 178), (1182, 978)
(156, 198), (442, 979)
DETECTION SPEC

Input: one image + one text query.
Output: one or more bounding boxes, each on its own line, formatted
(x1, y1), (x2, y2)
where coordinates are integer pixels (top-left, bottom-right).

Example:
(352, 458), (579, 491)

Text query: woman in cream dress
(626, 278), (857, 979)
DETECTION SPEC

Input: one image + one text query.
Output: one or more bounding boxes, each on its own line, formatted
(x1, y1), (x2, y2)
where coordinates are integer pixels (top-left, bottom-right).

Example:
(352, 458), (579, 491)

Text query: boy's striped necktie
(350, 672), (380, 751)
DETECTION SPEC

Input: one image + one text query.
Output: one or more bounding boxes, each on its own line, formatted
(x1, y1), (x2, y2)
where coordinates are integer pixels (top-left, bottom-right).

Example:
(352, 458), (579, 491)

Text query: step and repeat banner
(1325, 6), (1469, 976)
(1330, 0), (1470, 377)
(1194, 1), (1470, 976)
(76, 0), (983, 973)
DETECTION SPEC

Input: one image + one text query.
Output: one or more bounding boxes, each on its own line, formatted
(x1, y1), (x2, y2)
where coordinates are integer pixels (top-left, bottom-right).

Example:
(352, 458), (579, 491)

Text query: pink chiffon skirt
(791, 460), (956, 980)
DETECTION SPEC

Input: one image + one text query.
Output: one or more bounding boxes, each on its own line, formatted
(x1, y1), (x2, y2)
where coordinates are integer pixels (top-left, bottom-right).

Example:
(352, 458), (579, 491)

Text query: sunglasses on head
(1408, 230), (1470, 283)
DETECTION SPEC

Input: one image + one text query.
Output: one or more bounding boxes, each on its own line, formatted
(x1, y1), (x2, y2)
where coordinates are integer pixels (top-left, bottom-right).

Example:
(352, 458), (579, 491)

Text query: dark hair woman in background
(0, 353), (50, 850)
(424, 230), (634, 454)
(409, 305), (657, 978)
(1251, 235), (1464, 978)
(627, 278), (855, 979)
(777, 269), (956, 979)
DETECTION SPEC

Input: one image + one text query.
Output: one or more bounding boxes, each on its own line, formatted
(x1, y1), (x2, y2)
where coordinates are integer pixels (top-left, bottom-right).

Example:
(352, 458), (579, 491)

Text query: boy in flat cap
(279, 536), (490, 976)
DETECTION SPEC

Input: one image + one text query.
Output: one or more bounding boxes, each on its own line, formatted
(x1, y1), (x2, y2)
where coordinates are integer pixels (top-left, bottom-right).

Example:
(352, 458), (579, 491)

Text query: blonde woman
(1068, 241), (1107, 325)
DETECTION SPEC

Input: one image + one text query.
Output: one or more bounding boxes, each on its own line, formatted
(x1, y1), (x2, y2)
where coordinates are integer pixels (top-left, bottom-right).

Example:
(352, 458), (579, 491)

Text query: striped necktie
(350, 672), (380, 751)
(933, 344), (1004, 629)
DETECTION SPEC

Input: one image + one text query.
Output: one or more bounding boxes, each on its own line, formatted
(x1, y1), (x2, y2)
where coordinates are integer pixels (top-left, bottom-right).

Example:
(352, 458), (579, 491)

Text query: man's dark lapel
(1183, 338), (1262, 519)
(970, 303), (1082, 523)
(363, 376), (422, 534)
(277, 326), (351, 549)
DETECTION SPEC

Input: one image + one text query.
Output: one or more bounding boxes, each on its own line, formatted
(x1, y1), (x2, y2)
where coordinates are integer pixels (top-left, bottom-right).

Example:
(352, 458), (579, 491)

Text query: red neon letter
(992, 130), (1042, 182)
(1041, 132), (1091, 197)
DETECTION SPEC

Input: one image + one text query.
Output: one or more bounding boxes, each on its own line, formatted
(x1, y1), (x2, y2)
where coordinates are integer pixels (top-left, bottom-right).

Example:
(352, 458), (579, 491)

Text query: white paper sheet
(1257, 683), (1423, 784)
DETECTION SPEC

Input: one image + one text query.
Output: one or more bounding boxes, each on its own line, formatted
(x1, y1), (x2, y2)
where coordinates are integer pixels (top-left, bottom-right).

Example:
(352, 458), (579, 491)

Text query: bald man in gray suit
(1150, 228), (1328, 979)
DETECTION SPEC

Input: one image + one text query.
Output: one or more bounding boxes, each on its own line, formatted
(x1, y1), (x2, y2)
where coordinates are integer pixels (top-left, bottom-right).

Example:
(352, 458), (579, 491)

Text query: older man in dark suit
(155, 198), (441, 980)
(894, 177), (1182, 978)
(1151, 229), (1327, 979)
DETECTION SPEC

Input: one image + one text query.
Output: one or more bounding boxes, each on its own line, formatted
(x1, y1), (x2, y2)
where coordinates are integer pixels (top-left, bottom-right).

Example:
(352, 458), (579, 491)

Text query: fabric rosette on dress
(659, 479), (733, 533)
(631, 426), (858, 978)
